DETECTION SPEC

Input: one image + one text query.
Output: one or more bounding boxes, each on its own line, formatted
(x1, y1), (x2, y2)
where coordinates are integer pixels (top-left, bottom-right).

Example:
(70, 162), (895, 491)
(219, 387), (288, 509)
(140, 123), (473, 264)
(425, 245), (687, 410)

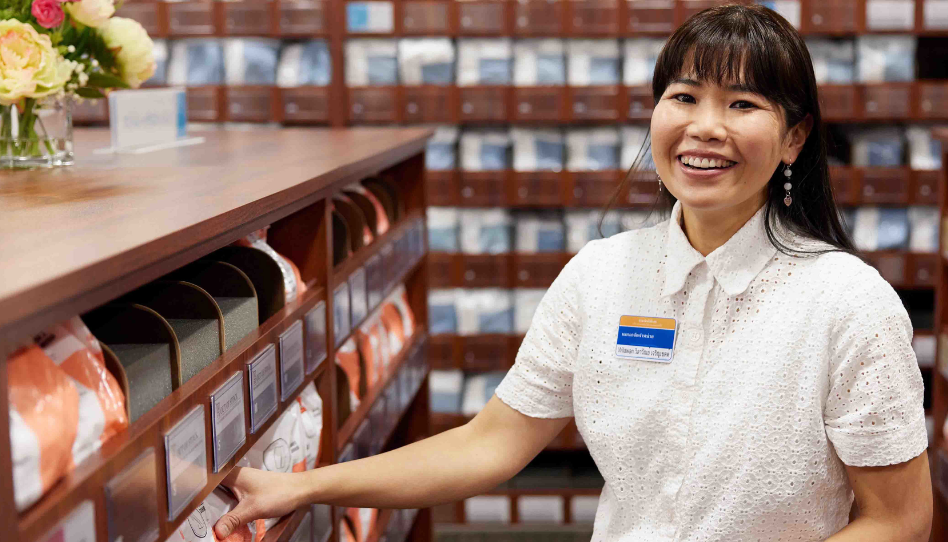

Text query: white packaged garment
(277, 40), (332, 87)
(805, 39), (855, 84)
(906, 126), (943, 170)
(168, 39), (225, 86)
(223, 38), (280, 85)
(428, 289), (459, 335)
(865, 0), (916, 30)
(908, 207), (939, 253)
(427, 207), (460, 252)
(620, 126), (653, 170)
(567, 129), (621, 171)
(457, 39), (513, 86)
(856, 36), (916, 82)
(565, 209), (623, 253)
(456, 289), (514, 335)
(426, 126), (459, 171)
(571, 495), (600, 524)
(623, 38), (665, 86)
(515, 211), (566, 253)
(150, 39), (169, 86)
(461, 371), (508, 415)
(238, 401), (305, 474)
(852, 207), (910, 251)
(429, 369), (464, 413)
(464, 496), (510, 523)
(346, 1), (394, 33)
(398, 38), (455, 85)
(345, 39), (399, 86)
(460, 129), (511, 171)
(166, 488), (259, 542)
(514, 289), (547, 334)
(567, 40), (620, 86)
(513, 39), (566, 86)
(913, 335), (936, 368)
(296, 383), (324, 470)
(458, 209), (512, 254)
(850, 127), (905, 167)
(511, 128), (565, 172)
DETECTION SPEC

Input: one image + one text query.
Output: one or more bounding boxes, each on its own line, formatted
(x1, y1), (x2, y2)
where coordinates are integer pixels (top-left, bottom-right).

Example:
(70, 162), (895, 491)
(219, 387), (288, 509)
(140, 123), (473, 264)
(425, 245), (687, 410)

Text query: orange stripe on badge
(619, 316), (676, 330)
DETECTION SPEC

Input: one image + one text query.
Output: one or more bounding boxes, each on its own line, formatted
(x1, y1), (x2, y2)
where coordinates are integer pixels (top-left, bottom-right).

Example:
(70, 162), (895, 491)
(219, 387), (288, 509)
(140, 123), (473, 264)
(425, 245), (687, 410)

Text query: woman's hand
(214, 467), (309, 538)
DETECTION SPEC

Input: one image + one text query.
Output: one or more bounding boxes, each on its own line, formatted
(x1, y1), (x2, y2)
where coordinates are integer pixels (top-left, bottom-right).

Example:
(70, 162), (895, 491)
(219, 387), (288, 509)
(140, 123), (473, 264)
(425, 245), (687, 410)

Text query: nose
(685, 103), (728, 142)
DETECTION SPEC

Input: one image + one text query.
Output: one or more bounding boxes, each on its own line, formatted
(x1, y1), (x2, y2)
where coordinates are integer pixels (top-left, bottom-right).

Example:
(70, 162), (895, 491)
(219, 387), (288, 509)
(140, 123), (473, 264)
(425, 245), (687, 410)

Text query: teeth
(679, 155), (735, 169)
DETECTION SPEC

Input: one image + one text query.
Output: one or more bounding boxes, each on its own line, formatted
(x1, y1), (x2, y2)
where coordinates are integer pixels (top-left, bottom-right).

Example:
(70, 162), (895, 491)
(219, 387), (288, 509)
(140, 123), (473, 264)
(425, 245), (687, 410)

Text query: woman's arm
(825, 452), (932, 542)
(214, 396), (570, 538)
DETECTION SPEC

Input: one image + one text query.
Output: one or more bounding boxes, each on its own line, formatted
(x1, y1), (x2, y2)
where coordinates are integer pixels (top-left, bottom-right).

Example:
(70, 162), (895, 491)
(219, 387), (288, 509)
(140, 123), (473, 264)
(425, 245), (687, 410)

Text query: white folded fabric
(277, 40), (331, 87)
(426, 125), (460, 171)
(515, 211), (566, 252)
(345, 39), (398, 86)
(459, 209), (513, 253)
(460, 129), (511, 171)
(223, 38), (281, 86)
(457, 39), (513, 86)
(514, 39), (566, 86)
(427, 207), (460, 252)
(398, 38), (455, 85)
(621, 126), (653, 170)
(908, 206), (939, 253)
(623, 38), (665, 86)
(805, 38), (855, 84)
(567, 128), (621, 171)
(515, 289), (547, 334)
(567, 39), (621, 86)
(906, 126), (943, 170)
(511, 128), (565, 172)
(456, 289), (514, 335)
(856, 35), (916, 82)
(849, 127), (904, 167)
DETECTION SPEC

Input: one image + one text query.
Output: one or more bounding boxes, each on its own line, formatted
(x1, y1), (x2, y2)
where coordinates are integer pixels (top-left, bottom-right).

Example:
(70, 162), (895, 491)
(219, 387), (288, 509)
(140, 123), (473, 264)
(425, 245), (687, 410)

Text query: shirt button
(686, 328), (702, 345)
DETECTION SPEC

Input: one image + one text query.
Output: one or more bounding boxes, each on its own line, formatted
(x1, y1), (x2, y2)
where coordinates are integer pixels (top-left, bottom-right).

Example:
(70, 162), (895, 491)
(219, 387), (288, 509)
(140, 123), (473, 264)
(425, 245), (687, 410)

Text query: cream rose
(0, 20), (72, 105)
(64, 0), (115, 28)
(98, 17), (155, 88)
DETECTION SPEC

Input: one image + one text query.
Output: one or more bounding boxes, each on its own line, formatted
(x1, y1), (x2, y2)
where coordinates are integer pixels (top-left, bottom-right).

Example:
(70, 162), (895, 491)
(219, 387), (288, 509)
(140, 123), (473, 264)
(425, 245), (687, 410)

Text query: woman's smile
(676, 152), (739, 179)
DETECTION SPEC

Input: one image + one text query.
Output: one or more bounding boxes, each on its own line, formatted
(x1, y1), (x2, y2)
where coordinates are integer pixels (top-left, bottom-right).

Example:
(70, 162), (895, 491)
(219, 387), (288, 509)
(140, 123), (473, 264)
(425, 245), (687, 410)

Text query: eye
(731, 100), (758, 109)
(671, 93), (695, 103)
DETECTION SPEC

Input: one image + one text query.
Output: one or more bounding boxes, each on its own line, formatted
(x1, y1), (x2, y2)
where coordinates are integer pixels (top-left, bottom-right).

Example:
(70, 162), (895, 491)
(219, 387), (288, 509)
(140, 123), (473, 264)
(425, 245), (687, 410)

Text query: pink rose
(32, 0), (65, 29)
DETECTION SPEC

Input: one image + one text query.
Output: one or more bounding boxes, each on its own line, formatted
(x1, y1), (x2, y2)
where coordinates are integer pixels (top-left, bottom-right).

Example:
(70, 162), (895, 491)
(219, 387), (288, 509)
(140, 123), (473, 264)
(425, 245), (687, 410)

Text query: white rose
(64, 0), (115, 28)
(98, 17), (156, 88)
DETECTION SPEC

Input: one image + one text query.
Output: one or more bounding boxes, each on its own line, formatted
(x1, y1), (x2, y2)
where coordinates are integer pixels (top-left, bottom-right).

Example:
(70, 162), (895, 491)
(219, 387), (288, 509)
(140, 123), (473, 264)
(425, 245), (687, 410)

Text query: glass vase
(0, 96), (74, 169)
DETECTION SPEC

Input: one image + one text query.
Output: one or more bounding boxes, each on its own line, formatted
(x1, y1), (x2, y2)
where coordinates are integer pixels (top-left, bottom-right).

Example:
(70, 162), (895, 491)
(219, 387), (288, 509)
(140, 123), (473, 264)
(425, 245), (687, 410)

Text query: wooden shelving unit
(0, 127), (435, 542)
(930, 127), (948, 542)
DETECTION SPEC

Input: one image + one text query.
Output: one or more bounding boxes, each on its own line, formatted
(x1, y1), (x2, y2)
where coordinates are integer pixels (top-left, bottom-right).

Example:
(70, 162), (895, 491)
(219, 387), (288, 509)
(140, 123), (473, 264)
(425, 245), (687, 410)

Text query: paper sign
(305, 301), (328, 374)
(349, 267), (368, 328)
(164, 405), (207, 521)
(40, 500), (95, 542)
(280, 320), (306, 401)
(333, 282), (351, 347)
(209, 372), (246, 473)
(105, 448), (160, 542)
(248, 344), (279, 433)
(108, 88), (187, 150)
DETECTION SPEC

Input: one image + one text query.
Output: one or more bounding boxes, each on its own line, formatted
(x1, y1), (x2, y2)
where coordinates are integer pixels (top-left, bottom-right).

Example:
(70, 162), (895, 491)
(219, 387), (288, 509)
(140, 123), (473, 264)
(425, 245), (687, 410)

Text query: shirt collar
(661, 201), (778, 298)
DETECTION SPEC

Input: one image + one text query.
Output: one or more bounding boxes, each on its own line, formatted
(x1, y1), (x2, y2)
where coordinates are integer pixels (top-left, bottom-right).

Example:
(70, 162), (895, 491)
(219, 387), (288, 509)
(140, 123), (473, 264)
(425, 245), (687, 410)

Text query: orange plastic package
(355, 316), (389, 389)
(379, 286), (417, 360)
(335, 337), (363, 410)
(235, 228), (307, 303)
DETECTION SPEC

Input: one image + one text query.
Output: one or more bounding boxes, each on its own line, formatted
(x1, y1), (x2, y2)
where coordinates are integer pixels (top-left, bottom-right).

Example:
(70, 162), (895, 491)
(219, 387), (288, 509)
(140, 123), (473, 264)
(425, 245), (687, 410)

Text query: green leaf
(86, 71), (129, 89)
(75, 87), (105, 99)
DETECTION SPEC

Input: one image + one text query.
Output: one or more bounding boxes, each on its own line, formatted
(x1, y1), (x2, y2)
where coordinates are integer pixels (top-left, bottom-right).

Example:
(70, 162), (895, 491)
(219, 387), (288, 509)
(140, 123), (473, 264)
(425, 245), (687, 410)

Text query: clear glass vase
(0, 96), (74, 169)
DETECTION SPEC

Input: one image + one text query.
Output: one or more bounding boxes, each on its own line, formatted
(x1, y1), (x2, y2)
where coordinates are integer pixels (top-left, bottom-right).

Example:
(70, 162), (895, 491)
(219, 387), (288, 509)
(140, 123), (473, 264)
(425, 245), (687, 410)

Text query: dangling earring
(657, 173), (663, 193)
(782, 163), (793, 207)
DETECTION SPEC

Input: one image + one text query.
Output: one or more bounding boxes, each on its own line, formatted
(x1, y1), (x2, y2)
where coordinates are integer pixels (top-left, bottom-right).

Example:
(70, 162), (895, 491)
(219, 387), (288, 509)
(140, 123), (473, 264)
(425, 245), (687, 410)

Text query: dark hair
(608, 3), (856, 255)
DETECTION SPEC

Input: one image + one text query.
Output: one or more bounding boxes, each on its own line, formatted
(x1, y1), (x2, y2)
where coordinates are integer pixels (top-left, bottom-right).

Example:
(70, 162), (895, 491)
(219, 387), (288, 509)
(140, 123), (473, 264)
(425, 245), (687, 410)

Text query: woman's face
(650, 72), (808, 214)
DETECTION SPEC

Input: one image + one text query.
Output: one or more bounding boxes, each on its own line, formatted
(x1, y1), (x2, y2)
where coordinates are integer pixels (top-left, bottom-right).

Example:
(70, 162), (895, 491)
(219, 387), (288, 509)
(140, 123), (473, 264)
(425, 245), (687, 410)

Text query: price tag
(248, 344), (279, 434)
(280, 320), (306, 401)
(40, 500), (95, 542)
(105, 448), (159, 542)
(349, 267), (368, 328)
(209, 372), (246, 473)
(333, 282), (351, 347)
(365, 254), (383, 310)
(304, 300), (328, 375)
(164, 405), (207, 521)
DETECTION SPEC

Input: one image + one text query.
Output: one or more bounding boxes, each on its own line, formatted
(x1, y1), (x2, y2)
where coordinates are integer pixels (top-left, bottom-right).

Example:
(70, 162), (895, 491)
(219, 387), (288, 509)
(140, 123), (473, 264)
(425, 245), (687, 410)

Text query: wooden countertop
(0, 127), (431, 347)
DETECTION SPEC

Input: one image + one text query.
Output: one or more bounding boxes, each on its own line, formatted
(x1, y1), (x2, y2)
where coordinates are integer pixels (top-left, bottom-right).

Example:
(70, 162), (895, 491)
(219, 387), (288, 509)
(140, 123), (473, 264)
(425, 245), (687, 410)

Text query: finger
(214, 502), (248, 539)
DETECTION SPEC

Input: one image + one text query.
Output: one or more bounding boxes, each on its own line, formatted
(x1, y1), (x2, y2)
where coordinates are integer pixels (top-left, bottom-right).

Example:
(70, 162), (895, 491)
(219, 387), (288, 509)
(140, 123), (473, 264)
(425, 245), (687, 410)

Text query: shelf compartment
(910, 169), (940, 205)
(186, 86), (224, 122)
(278, 86), (332, 124)
(513, 0), (568, 35)
(512, 253), (571, 287)
(460, 334), (517, 372)
(348, 86), (401, 124)
(511, 87), (569, 123)
(677, 0), (730, 25)
(224, 86), (279, 123)
(624, 0), (676, 34)
(858, 166), (911, 205)
(278, 0), (330, 36)
(568, 170), (624, 207)
(458, 171), (509, 207)
(830, 165), (858, 205)
(458, 254), (512, 288)
(861, 83), (913, 120)
(864, 251), (909, 287)
(567, 86), (622, 122)
(910, 253), (938, 288)
(802, 0), (861, 34)
(219, 0), (277, 36)
(625, 172), (659, 207)
(167, 0), (219, 36)
(625, 85), (655, 121)
(819, 85), (858, 121)
(400, 1), (456, 35)
(566, 0), (621, 35)
(116, 1), (166, 37)
(401, 86), (458, 124)
(458, 86), (511, 123)
(509, 171), (566, 207)
(427, 170), (461, 207)
(457, 1), (512, 35)
(915, 81), (948, 120)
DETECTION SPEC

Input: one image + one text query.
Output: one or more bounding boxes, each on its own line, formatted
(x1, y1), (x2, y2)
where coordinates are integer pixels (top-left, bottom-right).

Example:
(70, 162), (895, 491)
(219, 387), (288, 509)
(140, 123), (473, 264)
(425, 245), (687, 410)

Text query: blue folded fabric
(186, 41), (224, 85)
(298, 41), (332, 86)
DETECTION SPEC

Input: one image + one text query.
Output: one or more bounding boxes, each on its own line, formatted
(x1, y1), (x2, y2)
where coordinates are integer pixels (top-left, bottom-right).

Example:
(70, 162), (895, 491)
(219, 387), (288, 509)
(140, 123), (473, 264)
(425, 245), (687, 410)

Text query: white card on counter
(107, 88), (193, 151)
(304, 300), (328, 375)
(40, 500), (95, 542)
(333, 282), (351, 347)
(209, 371), (246, 473)
(248, 344), (279, 434)
(280, 320), (306, 401)
(349, 267), (368, 327)
(164, 405), (207, 521)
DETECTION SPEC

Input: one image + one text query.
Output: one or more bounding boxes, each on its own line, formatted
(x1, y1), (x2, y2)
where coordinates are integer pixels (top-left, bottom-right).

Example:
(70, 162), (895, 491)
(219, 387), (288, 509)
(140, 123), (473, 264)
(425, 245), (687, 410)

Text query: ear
(784, 114), (813, 164)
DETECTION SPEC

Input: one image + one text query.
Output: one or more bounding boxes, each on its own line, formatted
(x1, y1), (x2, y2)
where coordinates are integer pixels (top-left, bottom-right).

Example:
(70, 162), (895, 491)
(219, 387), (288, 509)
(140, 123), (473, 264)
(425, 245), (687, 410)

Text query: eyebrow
(670, 77), (757, 93)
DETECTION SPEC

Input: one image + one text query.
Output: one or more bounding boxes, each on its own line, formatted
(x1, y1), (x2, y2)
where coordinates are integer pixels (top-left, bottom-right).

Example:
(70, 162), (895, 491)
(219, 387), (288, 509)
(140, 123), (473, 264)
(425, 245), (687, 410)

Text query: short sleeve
(824, 267), (928, 467)
(494, 249), (585, 418)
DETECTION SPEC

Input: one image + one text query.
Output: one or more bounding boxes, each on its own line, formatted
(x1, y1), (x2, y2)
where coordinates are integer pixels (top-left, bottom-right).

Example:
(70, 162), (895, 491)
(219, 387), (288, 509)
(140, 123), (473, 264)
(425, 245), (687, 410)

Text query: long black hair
(609, 3), (856, 255)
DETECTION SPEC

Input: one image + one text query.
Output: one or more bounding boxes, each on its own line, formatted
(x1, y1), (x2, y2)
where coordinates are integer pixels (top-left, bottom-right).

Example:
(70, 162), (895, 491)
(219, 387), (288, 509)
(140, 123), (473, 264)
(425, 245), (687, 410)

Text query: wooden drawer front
(72, 98), (109, 124)
(510, 171), (564, 206)
(830, 166), (857, 205)
(279, 0), (328, 35)
(912, 170), (940, 205)
(678, 0), (730, 23)
(168, 1), (217, 36)
(460, 335), (512, 371)
(187, 87), (221, 121)
(805, 0), (859, 33)
(627, 175), (658, 206)
(226, 87), (275, 122)
(863, 84), (912, 120)
(513, 0), (567, 35)
(427, 170), (460, 206)
(568, 0), (620, 35)
(459, 171), (508, 207)
(280, 87), (330, 123)
(570, 86), (621, 121)
(458, 1), (510, 34)
(458, 87), (509, 122)
(116, 2), (163, 36)
(917, 82), (948, 120)
(626, 0), (675, 34)
(819, 85), (857, 121)
(861, 167), (910, 204)
(459, 255), (510, 288)
(513, 253), (567, 287)
(349, 87), (398, 123)
(427, 252), (456, 288)
(571, 171), (622, 206)
(402, 2), (452, 34)
(626, 85), (655, 120)
(512, 87), (567, 122)
(911, 254), (938, 288)
(865, 252), (907, 286)
(402, 87), (455, 123)
(222, 2), (274, 35)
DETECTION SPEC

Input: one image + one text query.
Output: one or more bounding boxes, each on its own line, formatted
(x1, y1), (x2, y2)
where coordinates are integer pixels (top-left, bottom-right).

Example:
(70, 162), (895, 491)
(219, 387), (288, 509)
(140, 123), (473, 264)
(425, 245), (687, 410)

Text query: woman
(216, 5), (933, 540)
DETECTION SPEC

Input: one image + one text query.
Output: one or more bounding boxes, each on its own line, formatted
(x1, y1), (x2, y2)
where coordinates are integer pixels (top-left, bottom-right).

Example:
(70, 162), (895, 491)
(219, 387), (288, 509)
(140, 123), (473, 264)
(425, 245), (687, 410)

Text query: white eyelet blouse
(494, 201), (928, 541)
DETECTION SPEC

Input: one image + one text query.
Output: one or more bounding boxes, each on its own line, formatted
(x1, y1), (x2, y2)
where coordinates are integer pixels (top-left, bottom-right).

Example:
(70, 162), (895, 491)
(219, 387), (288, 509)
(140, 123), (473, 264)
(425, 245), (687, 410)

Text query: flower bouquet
(0, 0), (156, 167)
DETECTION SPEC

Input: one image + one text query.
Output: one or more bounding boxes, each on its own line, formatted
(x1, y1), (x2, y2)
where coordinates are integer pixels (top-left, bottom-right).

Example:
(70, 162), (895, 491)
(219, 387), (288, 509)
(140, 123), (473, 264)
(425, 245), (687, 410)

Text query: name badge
(615, 315), (678, 363)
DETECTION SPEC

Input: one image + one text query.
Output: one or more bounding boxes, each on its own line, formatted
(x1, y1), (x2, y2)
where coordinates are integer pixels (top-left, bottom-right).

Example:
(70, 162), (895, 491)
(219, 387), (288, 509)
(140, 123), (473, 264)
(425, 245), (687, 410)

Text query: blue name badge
(615, 315), (678, 363)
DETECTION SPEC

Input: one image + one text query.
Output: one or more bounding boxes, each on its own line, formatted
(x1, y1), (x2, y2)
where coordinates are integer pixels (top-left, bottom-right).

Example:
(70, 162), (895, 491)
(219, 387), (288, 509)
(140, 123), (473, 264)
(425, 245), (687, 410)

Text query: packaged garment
(620, 126), (654, 171)
(913, 335), (936, 368)
(461, 371), (507, 415)
(458, 209), (513, 254)
(168, 39), (225, 86)
(277, 40), (332, 87)
(514, 289), (547, 335)
(235, 229), (307, 304)
(565, 210), (623, 252)
(515, 211), (566, 253)
(335, 337), (362, 409)
(805, 38), (855, 84)
(430, 369), (464, 413)
(850, 127), (905, 167)
(511, 128), (565, 172)
(344, 183), (390, 236)
(426, 126), (459, 171)
(398, 38), (455, 85)
(380, 302), (406, 355)
(345, 39), (399, 86)
(756, 0), (801, 27)
(428, 289), (459, 335)
(567, 129), (621, 171)
(623, 39), (665, 86)
(346, 1), (394, 33)
(513, 39), (566, 86)
(224, 39), (280, 85)
(865, 0), (916, 30)
(908, 207), (939, 253)
(457, 39), (513, 86)
(389, 285), (417, 338)
(150, 39), (169, 86)
(567, 40), (620, 86)
(852, 207), (910, 251)
(906, 126), (943, 170)
(460, 130), (511, 171)
(356, 315), (387, 388)
(296, 383), (324, 470)
(166, 488), (258, 542)
(239, 401), (305, 474)
(456, 289), (514, 335)
(427, 207), (460, 252)
(856, 36), (916, 82)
